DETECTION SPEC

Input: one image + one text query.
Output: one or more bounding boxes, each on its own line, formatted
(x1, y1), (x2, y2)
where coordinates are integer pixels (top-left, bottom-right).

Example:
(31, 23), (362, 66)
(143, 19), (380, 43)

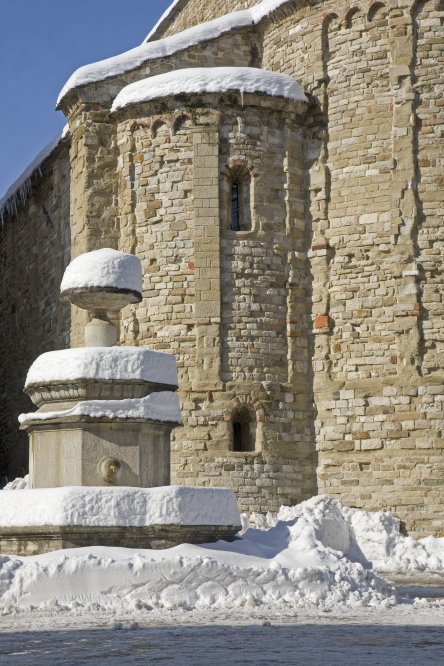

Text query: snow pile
(24, 347), (178, 387)
(243, 495), (444, 576)
(3, 475), (29, 491)
(0, 526), (396, 611)
(0, 124), (69, 224)
(0, 486), (240, 528)
(19, 391), (182, 426)
(111, 67), (306, 112)
(60, 248), (142, 294)
(58, 0), (297, 104)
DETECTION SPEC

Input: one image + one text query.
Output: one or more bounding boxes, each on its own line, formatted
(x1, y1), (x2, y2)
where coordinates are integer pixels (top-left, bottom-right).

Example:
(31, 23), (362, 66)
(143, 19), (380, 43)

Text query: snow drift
(2, 493), (444, 612)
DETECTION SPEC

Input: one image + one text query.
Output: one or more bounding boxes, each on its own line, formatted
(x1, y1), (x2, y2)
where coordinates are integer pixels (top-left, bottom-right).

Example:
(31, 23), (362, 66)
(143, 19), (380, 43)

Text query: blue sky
(0, 0), (174, 198)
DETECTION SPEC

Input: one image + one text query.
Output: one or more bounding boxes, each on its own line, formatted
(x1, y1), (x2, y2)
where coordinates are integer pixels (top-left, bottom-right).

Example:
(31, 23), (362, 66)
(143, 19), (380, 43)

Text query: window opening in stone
(231, 405), (256, 452)
(233, 421), (242, 451)
(231, 183), (240, 231)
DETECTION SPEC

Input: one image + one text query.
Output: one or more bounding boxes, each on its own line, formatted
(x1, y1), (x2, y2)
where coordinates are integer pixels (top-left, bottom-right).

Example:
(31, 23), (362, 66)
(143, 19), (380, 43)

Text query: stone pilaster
(192, 128), (223, 390)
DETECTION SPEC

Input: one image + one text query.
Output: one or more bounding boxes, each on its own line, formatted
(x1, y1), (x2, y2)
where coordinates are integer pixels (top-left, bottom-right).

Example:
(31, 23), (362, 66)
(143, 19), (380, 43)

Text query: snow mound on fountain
(24, 347), (178, 387)
(244, 494), (444, 575)
(0, 486), (239, 527)
(19, 391), (182, 425)
(60, 248), (142, 294)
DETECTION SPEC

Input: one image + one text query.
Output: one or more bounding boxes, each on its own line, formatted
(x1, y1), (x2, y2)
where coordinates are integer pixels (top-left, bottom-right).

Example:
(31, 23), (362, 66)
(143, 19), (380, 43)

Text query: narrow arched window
(231, 405), (256, 452)
(233, 421), (242, 451)
(231, 183), (240, 231)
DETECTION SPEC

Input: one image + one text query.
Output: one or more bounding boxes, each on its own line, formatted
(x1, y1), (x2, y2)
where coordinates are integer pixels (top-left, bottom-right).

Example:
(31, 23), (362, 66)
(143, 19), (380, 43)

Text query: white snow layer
(111, 67), (306, 112)
(0, 124), (69, 223)
(60, 248), (143, 294)
(24, 347), (178, 387)
(3, 475), (29, 491)
(2, 493), (444, 611)
(0, 496), (397, 611)
(19, 391), (182, 425)
(0, 486), (240, 528)
(58, 0), (296, 104)
(243, 494), (444, 576)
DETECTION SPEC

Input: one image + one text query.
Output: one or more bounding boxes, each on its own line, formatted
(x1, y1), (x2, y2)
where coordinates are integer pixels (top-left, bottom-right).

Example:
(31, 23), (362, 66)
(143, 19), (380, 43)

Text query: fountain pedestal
(0, 249), (241, 554)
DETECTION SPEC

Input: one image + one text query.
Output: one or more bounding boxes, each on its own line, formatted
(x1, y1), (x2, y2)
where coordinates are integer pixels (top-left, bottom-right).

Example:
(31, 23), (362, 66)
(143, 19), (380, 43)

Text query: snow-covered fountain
(0, 249), (240, 555)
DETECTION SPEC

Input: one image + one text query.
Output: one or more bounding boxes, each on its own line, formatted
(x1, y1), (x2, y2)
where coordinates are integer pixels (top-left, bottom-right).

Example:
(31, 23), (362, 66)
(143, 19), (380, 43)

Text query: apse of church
(2, 0), (444, 536)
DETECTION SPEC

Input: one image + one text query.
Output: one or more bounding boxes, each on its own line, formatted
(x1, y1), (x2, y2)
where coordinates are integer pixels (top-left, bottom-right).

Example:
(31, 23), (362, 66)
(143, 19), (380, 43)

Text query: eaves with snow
(56, 0), (297, 107)
(111, 67), (307, 112)
(0, 125), (70, 224)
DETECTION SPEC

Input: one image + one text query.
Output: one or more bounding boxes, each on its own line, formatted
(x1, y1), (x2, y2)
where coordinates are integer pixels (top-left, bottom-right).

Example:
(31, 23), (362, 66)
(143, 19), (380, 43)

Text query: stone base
(0, 524), (240, 556)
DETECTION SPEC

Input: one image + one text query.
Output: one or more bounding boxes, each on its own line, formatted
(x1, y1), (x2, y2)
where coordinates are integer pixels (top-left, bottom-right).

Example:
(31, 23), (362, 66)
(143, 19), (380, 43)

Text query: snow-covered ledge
(111, 67), (307, 112)
(0, 486), (240, 528)
(57, 0), (300, 105)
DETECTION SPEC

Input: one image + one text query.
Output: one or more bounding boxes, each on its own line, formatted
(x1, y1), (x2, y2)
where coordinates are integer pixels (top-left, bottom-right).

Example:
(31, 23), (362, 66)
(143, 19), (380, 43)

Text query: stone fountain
(0, 249), (240, 555)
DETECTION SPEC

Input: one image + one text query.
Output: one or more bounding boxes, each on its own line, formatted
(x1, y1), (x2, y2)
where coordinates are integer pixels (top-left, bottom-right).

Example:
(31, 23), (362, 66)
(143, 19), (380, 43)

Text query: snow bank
(24, 347), (178, 387)
(2, 475), (29, 491)
(0, 522), (395, 611)
(111, 67), (306, 112)
(19, 391), (182, 425)
(0, 486), (240, 528)
(0, 125), (69, 224)
(58, 0), (296, 104)
(2, 493), (443, 611)
(244, 495), (444, 576)
(60, 248), (142, 294)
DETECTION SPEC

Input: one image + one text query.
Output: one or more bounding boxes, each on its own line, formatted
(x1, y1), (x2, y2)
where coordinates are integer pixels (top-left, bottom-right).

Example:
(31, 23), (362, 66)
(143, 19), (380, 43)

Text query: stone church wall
(2, 0), (444, 533)
(0, 143), (71, 483)
(153, 0), (262, 40)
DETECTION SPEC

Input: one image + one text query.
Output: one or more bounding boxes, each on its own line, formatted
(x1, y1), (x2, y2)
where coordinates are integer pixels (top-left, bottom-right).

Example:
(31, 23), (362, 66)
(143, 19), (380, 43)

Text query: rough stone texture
(3, 0), (444, 535)
(0, 139), (71, 484)
(0, 523), (240, 556)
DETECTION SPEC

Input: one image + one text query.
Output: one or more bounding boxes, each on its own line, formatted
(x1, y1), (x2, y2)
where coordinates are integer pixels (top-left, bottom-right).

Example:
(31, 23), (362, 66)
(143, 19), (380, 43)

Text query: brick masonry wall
(0, 144), (71, 484)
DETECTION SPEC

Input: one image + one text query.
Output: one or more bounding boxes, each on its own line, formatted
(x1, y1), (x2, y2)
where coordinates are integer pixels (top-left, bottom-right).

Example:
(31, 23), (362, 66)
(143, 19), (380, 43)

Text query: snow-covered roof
(144, 0), (183, 43)
(111, 67), (307, 112)
(57, 0), (294, 106)
(0, 124), (69, 224)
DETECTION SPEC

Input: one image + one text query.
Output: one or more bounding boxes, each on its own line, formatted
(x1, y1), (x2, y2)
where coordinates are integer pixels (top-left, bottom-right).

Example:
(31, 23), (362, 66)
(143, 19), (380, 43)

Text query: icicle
(240, 88), (244, 107)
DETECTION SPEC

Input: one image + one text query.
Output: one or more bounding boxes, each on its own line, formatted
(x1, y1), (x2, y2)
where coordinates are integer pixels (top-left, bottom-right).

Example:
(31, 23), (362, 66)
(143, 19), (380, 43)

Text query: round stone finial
(60, 249), (143, 347)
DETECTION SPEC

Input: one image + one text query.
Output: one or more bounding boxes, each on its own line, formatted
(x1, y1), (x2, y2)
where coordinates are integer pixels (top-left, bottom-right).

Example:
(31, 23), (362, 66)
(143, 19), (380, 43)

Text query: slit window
(231, 183), (240, 231)
(231, 405), (256, 452)
(233, 421), (242, 451)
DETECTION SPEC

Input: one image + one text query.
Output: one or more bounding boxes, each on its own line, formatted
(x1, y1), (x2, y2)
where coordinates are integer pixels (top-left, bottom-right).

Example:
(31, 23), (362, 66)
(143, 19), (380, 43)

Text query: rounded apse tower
(111, 66), (312, 514)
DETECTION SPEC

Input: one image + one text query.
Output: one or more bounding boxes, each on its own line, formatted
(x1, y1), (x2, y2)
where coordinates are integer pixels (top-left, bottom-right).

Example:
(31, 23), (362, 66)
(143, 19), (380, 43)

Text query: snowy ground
(2, 492), (444, 662)
(0, 604), (443, 665)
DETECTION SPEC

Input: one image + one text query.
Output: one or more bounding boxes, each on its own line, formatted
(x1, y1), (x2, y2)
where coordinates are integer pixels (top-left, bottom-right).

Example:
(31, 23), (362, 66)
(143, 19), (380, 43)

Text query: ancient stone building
(1, 0), (444, 536)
